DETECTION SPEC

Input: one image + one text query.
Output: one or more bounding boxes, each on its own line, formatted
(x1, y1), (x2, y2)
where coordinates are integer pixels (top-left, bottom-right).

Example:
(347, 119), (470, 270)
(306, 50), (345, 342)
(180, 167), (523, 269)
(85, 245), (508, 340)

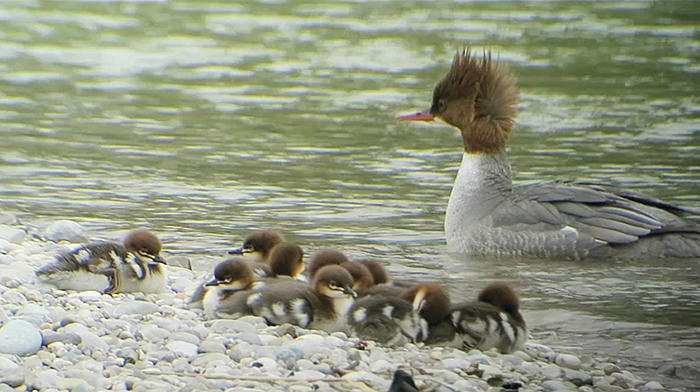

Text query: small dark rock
(389, 370), (419, 392)
(502, 381), (522, 390)
(42, 332), (82, 346)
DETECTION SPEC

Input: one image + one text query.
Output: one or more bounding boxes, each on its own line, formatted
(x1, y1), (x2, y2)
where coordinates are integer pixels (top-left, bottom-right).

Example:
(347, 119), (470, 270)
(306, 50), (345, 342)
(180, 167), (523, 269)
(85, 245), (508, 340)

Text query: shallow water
(1, 0), (699, 389)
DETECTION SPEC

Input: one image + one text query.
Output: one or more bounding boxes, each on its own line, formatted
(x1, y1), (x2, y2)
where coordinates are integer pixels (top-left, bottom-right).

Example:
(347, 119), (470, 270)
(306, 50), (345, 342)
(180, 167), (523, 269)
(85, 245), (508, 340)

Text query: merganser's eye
(437, 99), (446, 111)
(328, 283), (341, 291)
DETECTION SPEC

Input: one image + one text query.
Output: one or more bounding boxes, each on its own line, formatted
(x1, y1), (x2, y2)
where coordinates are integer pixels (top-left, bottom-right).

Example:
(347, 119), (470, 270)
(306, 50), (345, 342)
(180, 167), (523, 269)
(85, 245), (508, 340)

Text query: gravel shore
(0, 215), (667, 392)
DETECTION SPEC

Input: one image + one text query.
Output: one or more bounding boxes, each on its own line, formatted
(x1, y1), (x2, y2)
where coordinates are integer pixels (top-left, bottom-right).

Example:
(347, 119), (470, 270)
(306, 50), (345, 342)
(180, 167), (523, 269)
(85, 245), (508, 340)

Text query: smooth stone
(0, 355), (19, 374)
(611, 372), (643, 388)
(542, 380), (569, 391)
(166, 341), (198, 357)
(43, 220), (87, 243)
(198, 340), (225, 354)
(643, 381), (663, 390)
(564, 368), (592, 386)
(0, 372), (24, 388)
(113, 301), (159, 317)
(0, 213), (18, 225)
(0, 319), (43, 356)
(208, 319), (257, 334)
(468, 352), (490, 364)
(555, 354), (581, 370)
(170, 332), (200, 345)
(604, 363), (622, 375)
(55, 377), (91, 391)
(497, 354), (524, 367)
(42, 332), (82, 346)
(295, 370), (326, 380)
(369, 359), (392, 373)
(57, 323), (109, 350)
(542, 364), (564, 379)
(0, 226), (25, 244)
(166, 256), (192, 270)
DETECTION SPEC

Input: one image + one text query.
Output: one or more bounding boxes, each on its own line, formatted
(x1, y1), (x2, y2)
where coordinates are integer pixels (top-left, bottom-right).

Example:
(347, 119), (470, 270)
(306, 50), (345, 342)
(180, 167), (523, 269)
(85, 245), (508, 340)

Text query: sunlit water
(1, 0), (699, 389)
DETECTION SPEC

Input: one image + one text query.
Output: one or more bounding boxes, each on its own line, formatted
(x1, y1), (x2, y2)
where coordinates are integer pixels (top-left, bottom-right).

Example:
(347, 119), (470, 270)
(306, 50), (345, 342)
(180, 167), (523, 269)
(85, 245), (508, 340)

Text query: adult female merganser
(202, 258), (255, 319)
(399, 49), (700, 260)
(247, 265), (357, 332)
(425, 283), (527, 353)
(36, 229), (167, 293)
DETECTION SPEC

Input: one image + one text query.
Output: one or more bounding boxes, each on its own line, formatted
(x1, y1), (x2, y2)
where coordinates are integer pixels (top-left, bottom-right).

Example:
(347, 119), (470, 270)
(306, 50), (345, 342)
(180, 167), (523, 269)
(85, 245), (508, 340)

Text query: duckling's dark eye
(329, 283), (341, 291)
(437, 99), (446, 111)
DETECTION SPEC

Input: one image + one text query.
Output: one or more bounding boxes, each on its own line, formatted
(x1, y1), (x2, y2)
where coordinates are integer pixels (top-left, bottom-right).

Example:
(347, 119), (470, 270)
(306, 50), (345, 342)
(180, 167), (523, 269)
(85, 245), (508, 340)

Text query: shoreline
(0, 214), (667, 391)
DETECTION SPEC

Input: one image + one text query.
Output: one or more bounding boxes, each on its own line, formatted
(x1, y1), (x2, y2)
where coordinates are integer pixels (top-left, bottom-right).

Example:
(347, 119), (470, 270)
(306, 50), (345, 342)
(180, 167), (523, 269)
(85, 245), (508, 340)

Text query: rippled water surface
(1, 0), (699, 389)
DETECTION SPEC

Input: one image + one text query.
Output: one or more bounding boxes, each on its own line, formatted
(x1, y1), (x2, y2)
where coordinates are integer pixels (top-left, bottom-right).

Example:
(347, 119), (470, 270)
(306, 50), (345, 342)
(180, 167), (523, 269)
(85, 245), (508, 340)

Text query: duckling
(36, 229), (167, 294)
(247, 265), (357, 333)
(427, 283), (527, 353)
(229, 230), (284, 273)
(348, 283), (451, 346)
(356, 259), (389, 285)
(306, 249), (349, 278)
(202, 258), (255, 319)
(340, 261), (375, 291)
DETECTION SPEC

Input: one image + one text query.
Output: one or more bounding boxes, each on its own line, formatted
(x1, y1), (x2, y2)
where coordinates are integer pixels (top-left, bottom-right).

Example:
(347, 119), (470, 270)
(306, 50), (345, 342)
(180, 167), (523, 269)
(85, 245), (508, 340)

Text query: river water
(1, 0), (699, 389)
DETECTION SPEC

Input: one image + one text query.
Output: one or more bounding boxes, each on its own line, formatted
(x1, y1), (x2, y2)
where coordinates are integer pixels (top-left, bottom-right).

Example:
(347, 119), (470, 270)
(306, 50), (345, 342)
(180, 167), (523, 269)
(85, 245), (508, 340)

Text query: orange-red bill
(397, 110), (434, 122)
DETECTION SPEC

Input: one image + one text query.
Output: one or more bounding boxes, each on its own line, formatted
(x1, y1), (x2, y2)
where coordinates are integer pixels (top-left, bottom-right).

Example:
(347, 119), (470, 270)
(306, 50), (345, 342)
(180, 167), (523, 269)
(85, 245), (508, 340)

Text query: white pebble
(555, 353), (581, 370)
(0, 319), (43, 356)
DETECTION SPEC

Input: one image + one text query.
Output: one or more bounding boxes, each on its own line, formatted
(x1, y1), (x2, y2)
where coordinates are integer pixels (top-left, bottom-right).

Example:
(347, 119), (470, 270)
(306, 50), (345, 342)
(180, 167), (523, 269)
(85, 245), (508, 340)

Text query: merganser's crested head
(206, 258), (254, 290)
(267, 242), (305, 278)
(229, 229), (284, 259)
(399, 49), (518, 154)
(356, 259), (389, 285)
(312, 265), (357, 299)
(477, 282), (524, 325)
(123, 229), (166, 264)
(340, 261), (375, 291)
(307, 249), (349, 278)
(402, 283), (451, 325)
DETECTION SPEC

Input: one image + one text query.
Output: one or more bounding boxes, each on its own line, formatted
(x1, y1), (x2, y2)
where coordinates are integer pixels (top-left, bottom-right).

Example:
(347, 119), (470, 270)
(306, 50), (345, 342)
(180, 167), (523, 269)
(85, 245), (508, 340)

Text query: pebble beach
(0, 214), (669, 392)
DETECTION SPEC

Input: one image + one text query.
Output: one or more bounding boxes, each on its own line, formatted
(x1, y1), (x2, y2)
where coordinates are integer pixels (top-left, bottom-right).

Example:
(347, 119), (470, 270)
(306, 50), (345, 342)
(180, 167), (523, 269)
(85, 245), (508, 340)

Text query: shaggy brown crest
(123, 229), (162, 256)
(431, 49), (518, 154)
(477, 282), (525, 326)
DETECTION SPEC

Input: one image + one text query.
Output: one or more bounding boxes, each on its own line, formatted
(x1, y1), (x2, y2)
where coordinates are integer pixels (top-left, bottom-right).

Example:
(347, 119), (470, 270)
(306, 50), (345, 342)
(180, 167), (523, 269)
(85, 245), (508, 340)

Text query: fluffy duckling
(247, 265), (357, 333)
(427, 283), (527, 353)
(306, 249), (349, 278)
(36, 229), (167, 294)
(348, 283), (451, 346)
(356, 259), (389, 285)
(229, 229), (283, 265)
(340, 261), (375, 291)
(202, 258), (255, 319)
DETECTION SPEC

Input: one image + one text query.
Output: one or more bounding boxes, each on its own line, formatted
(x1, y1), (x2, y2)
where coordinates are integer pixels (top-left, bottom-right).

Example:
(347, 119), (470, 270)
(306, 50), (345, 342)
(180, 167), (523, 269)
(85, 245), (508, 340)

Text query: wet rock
(113, 301), (159, 317)
(643, 381), (663, 390)
(542, 380), (568, 391)
(42, 332), (82, 346)
(555, 353), (581, 370)
(603, 363), (622, 375)
(43, 220), (87, 243)
(0, 319), (43, 356)
(0, 225), (25, 244)
(563, 368), (592, 386)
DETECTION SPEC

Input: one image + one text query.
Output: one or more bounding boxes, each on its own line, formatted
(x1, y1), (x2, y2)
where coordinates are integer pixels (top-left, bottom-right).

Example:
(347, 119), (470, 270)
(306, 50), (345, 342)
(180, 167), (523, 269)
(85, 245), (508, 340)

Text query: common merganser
(229, 230), (284, 270)
(426, 282), (527, 353)
(399, 49), (700, 260)
(356, 259), (389, 285)
(202, 258), (254, 319)
(348, 283), (450, 345)
(247, 265), (357, 332)
(306, 249), (349, 278)
(36, 229), (167, 293)
(340, 261), (375, 291)
(265, 242), (305, 279)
